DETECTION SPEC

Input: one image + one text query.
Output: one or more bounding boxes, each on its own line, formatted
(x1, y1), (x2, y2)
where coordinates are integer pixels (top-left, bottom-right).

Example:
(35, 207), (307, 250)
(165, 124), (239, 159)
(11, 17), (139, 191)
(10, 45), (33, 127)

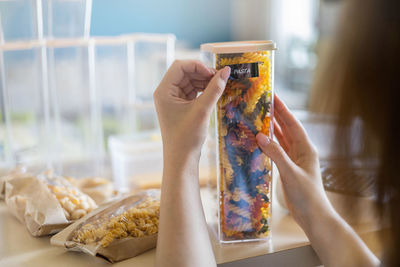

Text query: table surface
(0, 113), (383, 266)
(0, 194), (322, 267)
(0, 181), (382, 267)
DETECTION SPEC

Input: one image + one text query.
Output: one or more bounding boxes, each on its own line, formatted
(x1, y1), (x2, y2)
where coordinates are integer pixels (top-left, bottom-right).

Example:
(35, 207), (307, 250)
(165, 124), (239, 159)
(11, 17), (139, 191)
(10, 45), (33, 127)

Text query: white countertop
(0, 181), (381, 267)
(0, 195), (322, 267)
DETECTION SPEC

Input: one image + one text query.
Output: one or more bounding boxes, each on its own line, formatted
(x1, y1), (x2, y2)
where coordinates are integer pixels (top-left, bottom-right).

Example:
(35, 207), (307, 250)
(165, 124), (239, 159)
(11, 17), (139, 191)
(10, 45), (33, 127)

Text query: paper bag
(51, 190), (160, 263)
(5, 173), (97, 236)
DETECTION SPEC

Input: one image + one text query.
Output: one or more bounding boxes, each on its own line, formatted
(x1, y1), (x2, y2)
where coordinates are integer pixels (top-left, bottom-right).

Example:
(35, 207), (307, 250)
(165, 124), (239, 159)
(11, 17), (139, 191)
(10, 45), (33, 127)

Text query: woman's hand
(154, 60), (230, 160)
(256, 94), (331, 229)
(154, 60), (230, 267)
(256, 95), (379, 267)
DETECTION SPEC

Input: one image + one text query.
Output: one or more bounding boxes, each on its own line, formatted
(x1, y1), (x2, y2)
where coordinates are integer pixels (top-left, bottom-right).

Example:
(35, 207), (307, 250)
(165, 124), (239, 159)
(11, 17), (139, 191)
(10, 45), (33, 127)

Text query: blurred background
(90, 0), (341, 107)
(0, 0), (344, 192)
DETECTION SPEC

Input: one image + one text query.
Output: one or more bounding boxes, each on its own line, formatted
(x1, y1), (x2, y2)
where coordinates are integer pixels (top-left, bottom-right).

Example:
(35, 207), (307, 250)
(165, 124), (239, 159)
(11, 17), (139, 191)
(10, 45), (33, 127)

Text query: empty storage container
(42, 0), (92, 39)
(0, 0), (41, 42)
(93, 36), (135, 141)
(46, 39), (104, 177)
(130, 34), (175, 131)
(0, 41), (50, 168)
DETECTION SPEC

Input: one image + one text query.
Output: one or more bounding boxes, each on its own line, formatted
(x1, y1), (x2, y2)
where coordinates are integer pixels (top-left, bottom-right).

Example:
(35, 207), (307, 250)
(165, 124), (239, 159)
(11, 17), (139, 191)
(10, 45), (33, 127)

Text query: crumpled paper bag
(0, 167), (33, 200)
(5, 173), (97, 236)
(5, 176), (71, 236)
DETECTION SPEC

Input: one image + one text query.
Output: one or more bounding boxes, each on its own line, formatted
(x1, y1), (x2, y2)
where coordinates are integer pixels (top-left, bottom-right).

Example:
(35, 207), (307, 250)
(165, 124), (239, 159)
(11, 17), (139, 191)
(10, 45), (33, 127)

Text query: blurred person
(153, 0), (399, 266)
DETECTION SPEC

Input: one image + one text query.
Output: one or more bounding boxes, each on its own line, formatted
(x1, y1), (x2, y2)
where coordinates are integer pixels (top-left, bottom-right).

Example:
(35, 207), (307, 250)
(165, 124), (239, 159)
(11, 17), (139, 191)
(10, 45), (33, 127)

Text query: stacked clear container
(201, 41), (276, 243)
(42, 0), (92, 39)
(46, 39), (105, 177)
(0, 0), (40, 42)
(93, 36), (134, 139)
(130, 34), (175, 131)
(0, 0), (45, 169)
(0, 42), (49, 168)
(107, 34), (175, 192)
(0, 1), (177, 188)
(0, 0), (92, 172)
(0, 0), (91, 42)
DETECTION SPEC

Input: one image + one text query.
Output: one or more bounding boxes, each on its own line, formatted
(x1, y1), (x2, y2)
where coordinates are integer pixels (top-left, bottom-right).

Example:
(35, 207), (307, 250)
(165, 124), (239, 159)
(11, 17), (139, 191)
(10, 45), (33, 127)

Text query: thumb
(256, 133), (295, 177)
(196, 66), (230, 109)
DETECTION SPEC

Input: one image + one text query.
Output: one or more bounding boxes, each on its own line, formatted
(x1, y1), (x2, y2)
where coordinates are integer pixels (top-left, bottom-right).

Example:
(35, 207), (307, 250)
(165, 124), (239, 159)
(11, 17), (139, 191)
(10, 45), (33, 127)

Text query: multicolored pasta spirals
(217, 51), (272, 241)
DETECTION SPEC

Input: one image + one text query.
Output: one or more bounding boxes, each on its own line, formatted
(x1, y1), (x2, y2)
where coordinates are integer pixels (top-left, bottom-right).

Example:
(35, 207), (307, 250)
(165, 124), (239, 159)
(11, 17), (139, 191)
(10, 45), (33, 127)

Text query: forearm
(155, 148), (216, 267)
(303, 203), (380, 267)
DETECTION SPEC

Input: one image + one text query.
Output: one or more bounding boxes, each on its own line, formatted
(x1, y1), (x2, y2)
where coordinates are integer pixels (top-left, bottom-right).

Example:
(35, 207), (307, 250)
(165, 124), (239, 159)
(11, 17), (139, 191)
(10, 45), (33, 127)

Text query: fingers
(273, 120), (290, 153)
(164, 60), (214, 88)
(181, 79), (210, 96)
(186, 89), (199, 100)
(274, 94), (311, 146)
(191, 79), (209, 89)
(196, 66), (230, 111)
(157, 60), (215, 99)
(256, 133), (295, 177)
(180, 60), (215, 78)
(178, 76), (195, 95)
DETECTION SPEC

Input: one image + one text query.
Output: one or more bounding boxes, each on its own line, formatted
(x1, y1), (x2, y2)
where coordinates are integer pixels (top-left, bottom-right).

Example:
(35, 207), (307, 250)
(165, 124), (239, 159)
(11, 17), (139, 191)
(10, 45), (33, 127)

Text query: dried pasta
(44, 173), (98, 221)
(72, 197), (160, 248)
(217, 51), (273, 241)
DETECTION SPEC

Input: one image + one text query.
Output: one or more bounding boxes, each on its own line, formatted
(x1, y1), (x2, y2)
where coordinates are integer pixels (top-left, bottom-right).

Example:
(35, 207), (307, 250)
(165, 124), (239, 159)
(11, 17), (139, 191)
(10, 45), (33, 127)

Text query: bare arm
(256, 95), (380, 267)
(154, 60), (230, 267)
(156, 150), (215, 267)
(304, 205), (379, 267)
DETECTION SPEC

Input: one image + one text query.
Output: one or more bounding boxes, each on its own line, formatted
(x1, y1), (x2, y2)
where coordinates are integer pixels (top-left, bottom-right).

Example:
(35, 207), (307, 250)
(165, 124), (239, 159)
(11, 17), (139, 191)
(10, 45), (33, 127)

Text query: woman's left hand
(154, 60), (230, 159)
(155, 60), (230, 267)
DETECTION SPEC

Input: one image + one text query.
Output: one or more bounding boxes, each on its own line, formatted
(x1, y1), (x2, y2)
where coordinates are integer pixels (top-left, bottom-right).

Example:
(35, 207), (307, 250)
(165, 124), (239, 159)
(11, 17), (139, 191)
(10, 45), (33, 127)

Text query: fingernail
(220, 66), (231, 82)
(256, 133), (270, 146)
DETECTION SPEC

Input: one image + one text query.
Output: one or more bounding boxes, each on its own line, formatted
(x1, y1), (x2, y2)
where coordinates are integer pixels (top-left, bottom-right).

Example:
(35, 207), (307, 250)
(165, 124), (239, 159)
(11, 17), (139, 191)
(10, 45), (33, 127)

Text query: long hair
(310, 0), (400, 264)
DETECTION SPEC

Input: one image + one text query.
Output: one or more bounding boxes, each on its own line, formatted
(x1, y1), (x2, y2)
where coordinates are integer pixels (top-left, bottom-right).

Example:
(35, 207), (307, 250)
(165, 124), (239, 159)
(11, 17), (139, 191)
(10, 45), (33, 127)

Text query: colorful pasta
(216, 50), (273, 242)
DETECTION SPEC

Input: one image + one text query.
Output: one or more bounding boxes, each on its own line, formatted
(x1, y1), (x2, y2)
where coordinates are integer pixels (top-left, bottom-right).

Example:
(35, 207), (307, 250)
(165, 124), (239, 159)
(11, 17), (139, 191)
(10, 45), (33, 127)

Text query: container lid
(46, 38), (90, 48)
(200, 40), (276, 54)
(92, 36), (129, 45)
(0, 40), (44, 51)
(108, 132), (162, 154)
(121, 33), (176, 43)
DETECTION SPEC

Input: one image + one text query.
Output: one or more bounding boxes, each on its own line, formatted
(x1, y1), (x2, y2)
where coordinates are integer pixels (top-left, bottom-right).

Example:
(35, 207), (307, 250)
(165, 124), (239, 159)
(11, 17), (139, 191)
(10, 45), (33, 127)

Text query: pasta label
(228, 62), (259, 80)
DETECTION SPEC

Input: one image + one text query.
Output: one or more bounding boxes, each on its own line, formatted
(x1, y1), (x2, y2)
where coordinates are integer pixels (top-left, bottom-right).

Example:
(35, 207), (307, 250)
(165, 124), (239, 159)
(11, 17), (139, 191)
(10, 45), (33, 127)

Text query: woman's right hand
(256, 95), (334, 231)
(256, 95), (380, 267)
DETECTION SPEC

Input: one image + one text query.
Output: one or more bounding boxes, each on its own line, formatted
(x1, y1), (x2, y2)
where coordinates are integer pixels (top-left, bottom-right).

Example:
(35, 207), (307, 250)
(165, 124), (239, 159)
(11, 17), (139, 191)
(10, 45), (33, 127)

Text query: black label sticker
(227, 62), (259, 80)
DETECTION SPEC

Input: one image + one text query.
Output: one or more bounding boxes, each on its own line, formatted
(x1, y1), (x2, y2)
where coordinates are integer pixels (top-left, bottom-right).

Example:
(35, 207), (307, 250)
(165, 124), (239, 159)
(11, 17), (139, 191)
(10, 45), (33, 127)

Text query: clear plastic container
(42, 0), (92, 39)
(129, 34), (175, 132)
(0, 41), (49, 168)
(0, 33), (176, 176)
(201, 41), (276, 243)
(0, 0), (40, 42)
(0, 111), (5, 165)
(108, 132), (163, 192)
(93, 36), (135, 141)
(131, 34), (175, 102)
(0, 52), (7, 166)
(108, 131), (211, 193)
(46, 39), (104, 177)
(0, 0), (91, 42)
(93, 33), (176, 142)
